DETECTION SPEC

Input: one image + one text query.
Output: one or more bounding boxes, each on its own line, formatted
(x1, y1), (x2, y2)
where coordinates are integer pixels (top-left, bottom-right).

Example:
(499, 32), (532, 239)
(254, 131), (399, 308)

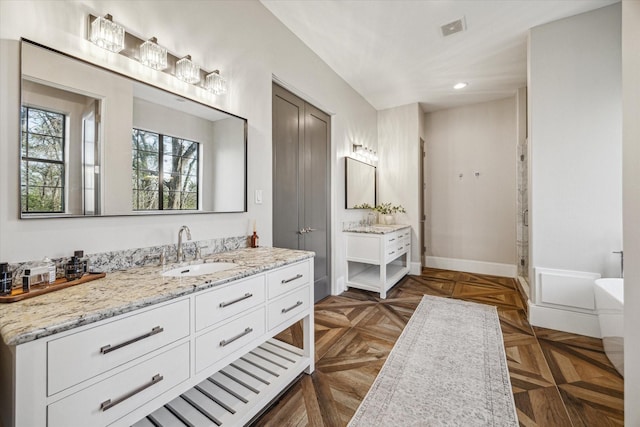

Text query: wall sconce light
(352, 143), (377, 165)
(89, 14), (125, 53)
(175, 55), (201, 84)
(139, 37), (168, 70)
(204, 70), (227, 95)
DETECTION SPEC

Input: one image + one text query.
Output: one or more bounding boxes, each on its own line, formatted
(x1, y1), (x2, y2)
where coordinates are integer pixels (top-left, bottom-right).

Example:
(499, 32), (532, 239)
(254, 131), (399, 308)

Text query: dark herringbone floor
(251, 268), (624, 426)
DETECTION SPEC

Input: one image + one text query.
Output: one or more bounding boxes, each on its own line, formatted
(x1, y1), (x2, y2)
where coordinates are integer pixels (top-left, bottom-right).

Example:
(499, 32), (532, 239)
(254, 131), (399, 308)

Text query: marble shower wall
(517, 138), (529, 278)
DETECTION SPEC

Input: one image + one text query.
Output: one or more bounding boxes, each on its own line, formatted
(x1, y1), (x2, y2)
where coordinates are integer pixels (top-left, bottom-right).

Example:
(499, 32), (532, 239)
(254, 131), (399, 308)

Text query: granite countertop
(0, 247), (314, 346)
(344, 224), (411, 234)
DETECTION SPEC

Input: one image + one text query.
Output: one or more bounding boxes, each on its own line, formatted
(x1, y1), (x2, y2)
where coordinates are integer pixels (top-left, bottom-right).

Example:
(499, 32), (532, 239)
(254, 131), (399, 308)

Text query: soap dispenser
(250, 221), (259, 248)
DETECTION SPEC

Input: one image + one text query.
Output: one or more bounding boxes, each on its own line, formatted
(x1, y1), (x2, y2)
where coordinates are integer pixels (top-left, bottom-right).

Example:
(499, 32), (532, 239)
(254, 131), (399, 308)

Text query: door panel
(304, 107), (330, 300)
(273, 88), (303, 251)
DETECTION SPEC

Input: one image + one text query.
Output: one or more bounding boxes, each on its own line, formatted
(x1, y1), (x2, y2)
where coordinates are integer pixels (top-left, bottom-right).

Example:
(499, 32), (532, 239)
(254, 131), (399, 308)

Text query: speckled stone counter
(0, 247), (313, 346)
(344, 224), (410, 234)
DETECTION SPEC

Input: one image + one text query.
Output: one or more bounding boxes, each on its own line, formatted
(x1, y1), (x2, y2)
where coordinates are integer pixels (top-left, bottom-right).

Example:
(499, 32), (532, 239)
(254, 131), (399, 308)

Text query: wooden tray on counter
(0, 272), (106, 303)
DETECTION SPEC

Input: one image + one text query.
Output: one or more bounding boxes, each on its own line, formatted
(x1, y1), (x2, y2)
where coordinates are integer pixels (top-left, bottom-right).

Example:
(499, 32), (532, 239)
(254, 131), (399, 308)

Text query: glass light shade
(204, 71), (227, 95)
(139, 38), (168, 70)
(175, 56), (200, 84)
(89, 15), (125, 53)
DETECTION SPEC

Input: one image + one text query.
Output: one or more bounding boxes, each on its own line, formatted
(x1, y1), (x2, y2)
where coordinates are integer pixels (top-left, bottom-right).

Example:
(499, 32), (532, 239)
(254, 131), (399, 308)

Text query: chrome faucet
(177, 225), (192, 262)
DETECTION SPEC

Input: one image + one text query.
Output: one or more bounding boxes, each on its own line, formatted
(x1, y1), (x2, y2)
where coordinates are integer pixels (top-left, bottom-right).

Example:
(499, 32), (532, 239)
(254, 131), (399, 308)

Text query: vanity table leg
(380, 261), (387, 299)
(304, 261), (315, 374)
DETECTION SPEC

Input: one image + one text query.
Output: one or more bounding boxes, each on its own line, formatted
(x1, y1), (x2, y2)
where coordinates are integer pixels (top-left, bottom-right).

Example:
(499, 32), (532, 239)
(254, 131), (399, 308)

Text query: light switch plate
(255, 189), (263, 204)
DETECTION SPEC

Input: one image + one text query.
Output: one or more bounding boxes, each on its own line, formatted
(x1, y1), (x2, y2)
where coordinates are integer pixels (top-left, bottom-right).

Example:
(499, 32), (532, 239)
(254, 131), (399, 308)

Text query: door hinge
(520, 258), (525, 266)
(520, 154), (525, 161)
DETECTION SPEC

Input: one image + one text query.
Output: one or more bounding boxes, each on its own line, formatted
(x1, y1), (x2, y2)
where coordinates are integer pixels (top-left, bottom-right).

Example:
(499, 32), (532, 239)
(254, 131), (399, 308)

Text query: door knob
(298, 228), (308, 234)
(305, 227), (317, 233)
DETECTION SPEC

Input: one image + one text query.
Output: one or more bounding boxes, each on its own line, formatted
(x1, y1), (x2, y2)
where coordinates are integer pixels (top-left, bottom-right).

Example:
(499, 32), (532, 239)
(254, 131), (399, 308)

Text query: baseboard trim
(529, 301), (601, 338)
(425, 256), (517, 278)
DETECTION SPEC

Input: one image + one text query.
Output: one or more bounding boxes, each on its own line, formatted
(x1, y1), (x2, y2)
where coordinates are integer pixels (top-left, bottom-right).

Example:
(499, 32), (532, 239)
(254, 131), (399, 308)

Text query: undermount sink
(162, 262), (236, 277)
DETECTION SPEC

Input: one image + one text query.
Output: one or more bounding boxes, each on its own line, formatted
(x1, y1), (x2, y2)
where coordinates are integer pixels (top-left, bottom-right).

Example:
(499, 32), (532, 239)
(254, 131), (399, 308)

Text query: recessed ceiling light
(453, 82), (468, 90)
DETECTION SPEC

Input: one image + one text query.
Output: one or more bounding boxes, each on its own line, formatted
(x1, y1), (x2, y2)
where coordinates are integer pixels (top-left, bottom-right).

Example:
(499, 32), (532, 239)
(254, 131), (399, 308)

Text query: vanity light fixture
(89, 14), (125, 53)
(204, 70), (227, 95)
(352, 143), (377, 165)
(139, 37), (168, 70)
(86, 13), (230, 94)
(176, 55), (201, 84)
(453, 82), (468, 90)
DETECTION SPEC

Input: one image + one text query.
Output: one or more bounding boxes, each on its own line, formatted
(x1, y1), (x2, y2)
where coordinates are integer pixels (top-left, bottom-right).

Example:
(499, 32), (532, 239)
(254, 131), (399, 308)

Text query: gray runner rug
(348, 295), (518, 426)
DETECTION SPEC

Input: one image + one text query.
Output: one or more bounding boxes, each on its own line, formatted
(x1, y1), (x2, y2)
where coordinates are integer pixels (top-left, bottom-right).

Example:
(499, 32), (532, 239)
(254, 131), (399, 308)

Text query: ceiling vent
(441, 17), (466, 37)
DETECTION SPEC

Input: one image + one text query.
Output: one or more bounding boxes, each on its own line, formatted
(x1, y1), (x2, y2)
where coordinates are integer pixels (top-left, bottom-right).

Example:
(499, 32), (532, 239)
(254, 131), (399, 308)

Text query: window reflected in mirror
(20, 106), (66, 213)
(132, 130), (200, 211)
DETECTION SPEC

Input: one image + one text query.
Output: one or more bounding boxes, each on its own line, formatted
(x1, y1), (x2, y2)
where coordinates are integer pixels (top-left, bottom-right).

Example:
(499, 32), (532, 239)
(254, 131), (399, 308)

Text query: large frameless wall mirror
(20, 40), (247, 218)
(345, 157), (376, 209)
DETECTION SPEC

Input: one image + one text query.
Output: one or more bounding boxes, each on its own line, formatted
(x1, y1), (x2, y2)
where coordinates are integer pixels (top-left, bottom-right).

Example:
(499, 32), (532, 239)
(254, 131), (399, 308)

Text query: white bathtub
(594, 278), (624, 376)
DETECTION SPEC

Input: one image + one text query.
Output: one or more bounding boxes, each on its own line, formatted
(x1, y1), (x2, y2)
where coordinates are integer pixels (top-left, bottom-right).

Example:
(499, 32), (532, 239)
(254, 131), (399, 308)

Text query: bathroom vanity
(0, 247), (314, 427)
(344, 225), (411, 298)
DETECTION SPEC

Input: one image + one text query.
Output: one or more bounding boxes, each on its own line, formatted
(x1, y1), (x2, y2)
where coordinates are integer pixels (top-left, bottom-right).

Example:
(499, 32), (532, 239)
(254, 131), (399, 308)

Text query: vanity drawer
(48, 342), (190, 427)
(384, 231), (401, 248)
(195, 275), (265, 331)
(47, 299), (190, 396)
(195, 307), (266, 373)
(267, 261), (310, 299)
(268, 286), (311, 331)
(385, 242), (404, 261)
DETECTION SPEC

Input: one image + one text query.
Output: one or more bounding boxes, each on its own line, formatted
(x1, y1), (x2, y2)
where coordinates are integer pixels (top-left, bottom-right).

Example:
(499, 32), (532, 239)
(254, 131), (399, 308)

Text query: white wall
(0, 0), (378, 296)
(424, 97), (517, 276)
(622, 0), (640, 422)
(528, 4), (622, 336)
(378, 103), (422, 273)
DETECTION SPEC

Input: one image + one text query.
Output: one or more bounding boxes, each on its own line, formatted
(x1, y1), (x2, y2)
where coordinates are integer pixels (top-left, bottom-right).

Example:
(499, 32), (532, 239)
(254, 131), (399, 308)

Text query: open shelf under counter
(132, 339), (308, 427)
(344, 225), (411, 299)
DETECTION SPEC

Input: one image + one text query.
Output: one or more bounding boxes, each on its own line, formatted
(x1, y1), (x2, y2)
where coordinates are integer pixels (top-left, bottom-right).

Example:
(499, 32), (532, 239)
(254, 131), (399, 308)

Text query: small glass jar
(0, 263), (12, 296)
(65, 257), (84, 281)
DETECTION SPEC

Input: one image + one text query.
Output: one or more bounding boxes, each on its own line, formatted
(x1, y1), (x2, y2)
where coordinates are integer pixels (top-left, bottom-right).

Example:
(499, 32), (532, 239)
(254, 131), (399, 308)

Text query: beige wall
(622, 0), (640, 422)
(425, 97), (517, 267)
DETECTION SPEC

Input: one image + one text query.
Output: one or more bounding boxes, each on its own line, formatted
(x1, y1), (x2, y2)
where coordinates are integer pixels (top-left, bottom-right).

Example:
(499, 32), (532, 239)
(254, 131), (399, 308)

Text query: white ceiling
(261, 0), (619, 112)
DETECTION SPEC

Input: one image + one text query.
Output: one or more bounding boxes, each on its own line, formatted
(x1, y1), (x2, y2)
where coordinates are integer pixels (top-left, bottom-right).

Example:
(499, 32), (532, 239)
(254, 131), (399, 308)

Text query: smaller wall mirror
(345, 157), (376, 208)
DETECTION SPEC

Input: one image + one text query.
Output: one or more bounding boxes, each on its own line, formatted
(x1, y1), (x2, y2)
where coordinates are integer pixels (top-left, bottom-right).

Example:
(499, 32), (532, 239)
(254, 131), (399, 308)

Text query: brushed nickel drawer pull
(281, 301), (303, 314)
(281, 274), (303, 284)
(389, 238), (396, 242)
(219, 293), (253, 308)
(389, 251), (396, 255)
(220, 327), (253, 347)
(100, 374), (163, 411)
(100, 326), (164, 355)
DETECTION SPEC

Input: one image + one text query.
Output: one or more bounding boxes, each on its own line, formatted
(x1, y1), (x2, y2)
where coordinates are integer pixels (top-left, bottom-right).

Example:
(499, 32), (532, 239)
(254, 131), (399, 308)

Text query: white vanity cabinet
(1, 257), (314, 427)
(345, 226), (411, 298)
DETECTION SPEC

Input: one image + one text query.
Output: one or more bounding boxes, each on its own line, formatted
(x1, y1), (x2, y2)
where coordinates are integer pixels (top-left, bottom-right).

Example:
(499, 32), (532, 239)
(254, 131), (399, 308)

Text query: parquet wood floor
(251, 268), (624, 426)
